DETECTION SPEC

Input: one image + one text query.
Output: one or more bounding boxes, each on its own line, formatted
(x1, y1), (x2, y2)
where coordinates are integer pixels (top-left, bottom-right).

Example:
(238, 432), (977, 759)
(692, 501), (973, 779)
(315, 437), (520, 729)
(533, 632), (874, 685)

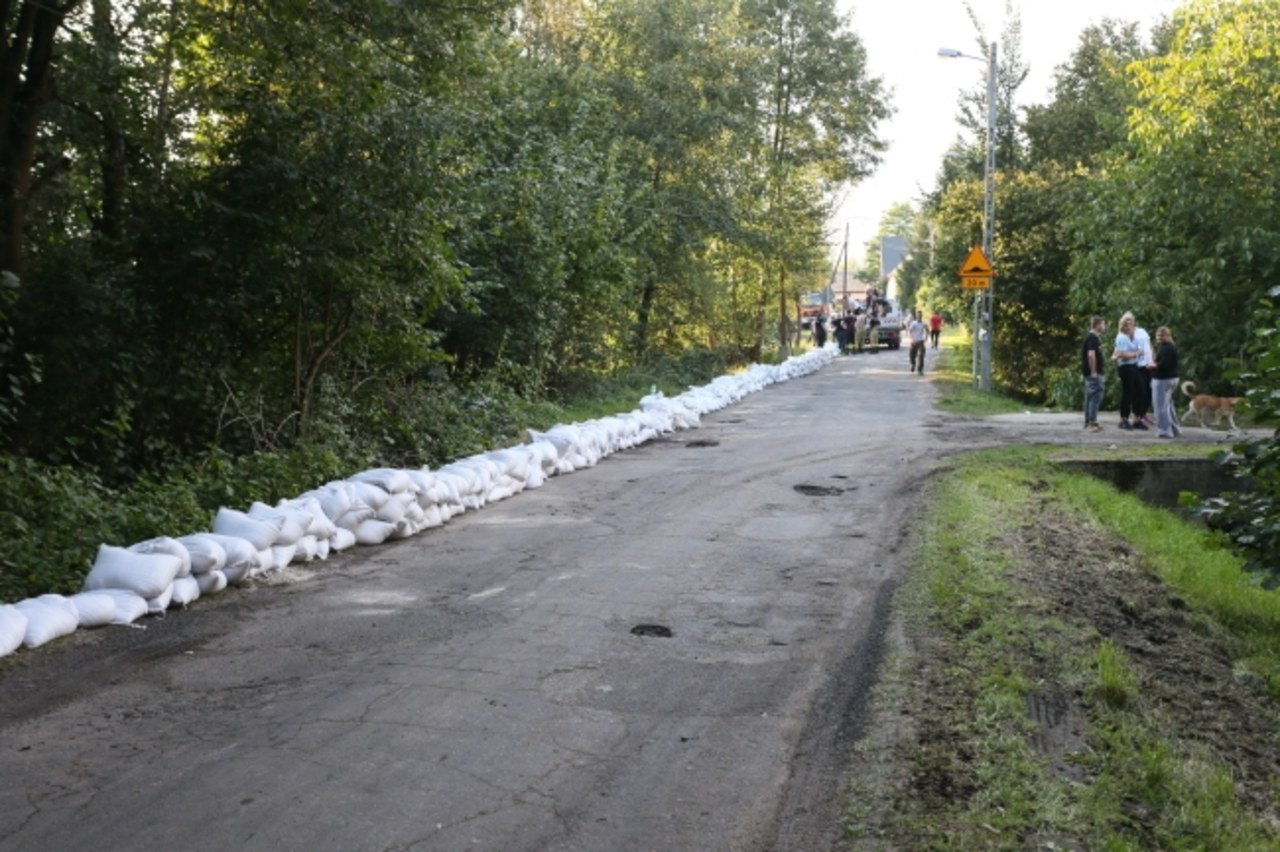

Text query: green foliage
(0, 442), (367, 604)
(1068, 0), (1280, 392)
(0, 455), (115, 603)
(4, 0), (888, 487)
(0, 347), (739, 603)
(1199, 290), (1280, 587)
(0, 271), (38, 430)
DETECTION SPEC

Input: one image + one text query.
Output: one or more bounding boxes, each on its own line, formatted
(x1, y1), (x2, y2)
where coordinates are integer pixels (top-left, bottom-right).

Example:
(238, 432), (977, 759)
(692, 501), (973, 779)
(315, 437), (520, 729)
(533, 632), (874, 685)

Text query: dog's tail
(1180, 380), (1196, 397)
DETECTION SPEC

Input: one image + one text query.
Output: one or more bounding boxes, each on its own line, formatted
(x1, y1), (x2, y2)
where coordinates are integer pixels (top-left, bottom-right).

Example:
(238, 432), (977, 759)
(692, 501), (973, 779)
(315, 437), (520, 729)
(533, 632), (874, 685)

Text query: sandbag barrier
(0, 347), (838, 658)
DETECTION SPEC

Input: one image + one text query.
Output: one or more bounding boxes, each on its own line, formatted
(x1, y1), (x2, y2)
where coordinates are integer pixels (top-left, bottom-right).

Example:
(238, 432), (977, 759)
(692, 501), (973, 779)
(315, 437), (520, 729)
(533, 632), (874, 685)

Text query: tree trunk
(776, 263), (789, 357)
(634, 161), (664, 355)
(90, 0), (125, 242)
(0, 1), (86, 282)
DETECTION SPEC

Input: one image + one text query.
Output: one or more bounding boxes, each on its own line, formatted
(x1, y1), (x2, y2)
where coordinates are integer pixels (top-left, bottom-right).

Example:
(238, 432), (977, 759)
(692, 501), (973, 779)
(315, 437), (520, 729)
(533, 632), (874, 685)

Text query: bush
(1045, 364), (1120, 413)
(0, 443), (367, 604)
(0, 348), (752, 603)
(1200, 290), (1280, 587)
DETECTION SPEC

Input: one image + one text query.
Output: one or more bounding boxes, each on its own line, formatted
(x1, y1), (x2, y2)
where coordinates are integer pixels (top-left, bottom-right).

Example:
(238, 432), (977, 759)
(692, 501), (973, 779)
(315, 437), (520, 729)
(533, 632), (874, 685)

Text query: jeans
(910, 341), (926, 372)
(1152, 377), (1178, 435)
(1084, 375), (1104, 425)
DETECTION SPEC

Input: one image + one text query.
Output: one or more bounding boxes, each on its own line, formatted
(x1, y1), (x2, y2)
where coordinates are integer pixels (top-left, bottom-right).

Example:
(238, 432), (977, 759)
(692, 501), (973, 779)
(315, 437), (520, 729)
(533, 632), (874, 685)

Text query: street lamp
(938, 42), (997, 392)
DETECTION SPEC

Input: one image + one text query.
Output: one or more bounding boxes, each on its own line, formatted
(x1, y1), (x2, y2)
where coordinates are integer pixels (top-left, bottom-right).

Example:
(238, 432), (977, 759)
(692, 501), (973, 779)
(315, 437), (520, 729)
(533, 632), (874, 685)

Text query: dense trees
(910, 0), (1280, 402)
(0, 0), (889, 481)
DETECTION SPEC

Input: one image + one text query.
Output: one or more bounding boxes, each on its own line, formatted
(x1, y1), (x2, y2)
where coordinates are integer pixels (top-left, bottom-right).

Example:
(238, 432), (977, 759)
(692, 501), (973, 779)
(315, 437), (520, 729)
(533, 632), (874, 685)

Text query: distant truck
(868, 297), (902, 350)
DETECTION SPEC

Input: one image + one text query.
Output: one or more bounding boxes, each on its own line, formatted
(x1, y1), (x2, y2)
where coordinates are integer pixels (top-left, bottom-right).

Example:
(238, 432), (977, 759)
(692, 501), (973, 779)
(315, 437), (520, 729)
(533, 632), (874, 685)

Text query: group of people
(811, 291), (887, 354)
(1081, 312), (1180, 438)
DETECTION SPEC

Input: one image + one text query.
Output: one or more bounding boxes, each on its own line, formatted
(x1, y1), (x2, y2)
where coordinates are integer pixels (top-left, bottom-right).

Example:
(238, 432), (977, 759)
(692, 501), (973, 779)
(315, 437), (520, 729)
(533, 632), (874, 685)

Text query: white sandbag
(294, 535), (318, 562)
(252, 547), (273, 576)
(247, 501), (306, 546)
(389, 518), (418, 540)
(350, 467), (413, 494)
(0, 604), (28, 658)
(128, 536), (192, 578)
(196, 570), (228, 595)
(211, 507), (281, 551)
(84, 544), (184, 599)
(416, 504), (444, 529)
(146, 583), (174, 615)
(96, 589), (148, 624)
(300, 483), (353, 522)
(487, 447), (532, 483)
(170, 575), (201, 607)
(334, 501), (375, 531)
(222, 559), (253, 585)
(329, 527), (357, 551)
(177, 534), (227, 575)
(268, 543), (296, 571)
(374, 491), (412, 524)
(281, 496), (337, 539)
(353, 518), (396, 545)
(405, 469), (437, 507)
(345, 480), (391, 511)
(526, 439), (560, 475)
(68, 591), (116, 628)
(16, 595), (79, 649)
(315, 537), (330, 560)
(191, 533), (258, 573)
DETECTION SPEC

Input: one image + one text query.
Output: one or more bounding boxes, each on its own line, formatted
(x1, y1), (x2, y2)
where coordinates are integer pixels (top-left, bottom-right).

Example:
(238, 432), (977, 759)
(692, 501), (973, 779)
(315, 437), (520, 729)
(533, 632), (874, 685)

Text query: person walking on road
(1081, 315), (1106, 432)
(929, 311), (943, 349)
(908, 313), (928, 374)
(1148, 326), (1181, 439)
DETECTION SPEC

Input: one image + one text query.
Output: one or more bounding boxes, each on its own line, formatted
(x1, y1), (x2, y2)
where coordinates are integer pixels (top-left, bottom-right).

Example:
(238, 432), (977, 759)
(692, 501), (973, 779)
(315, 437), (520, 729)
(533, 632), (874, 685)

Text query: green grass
(847, 445), (1280, 848)
(931, 328), (1028, 416)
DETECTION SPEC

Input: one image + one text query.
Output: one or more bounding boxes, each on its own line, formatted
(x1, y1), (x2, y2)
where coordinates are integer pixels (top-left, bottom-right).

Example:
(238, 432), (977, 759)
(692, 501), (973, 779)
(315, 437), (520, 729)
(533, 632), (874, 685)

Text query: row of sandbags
(0, 347), (836, 658)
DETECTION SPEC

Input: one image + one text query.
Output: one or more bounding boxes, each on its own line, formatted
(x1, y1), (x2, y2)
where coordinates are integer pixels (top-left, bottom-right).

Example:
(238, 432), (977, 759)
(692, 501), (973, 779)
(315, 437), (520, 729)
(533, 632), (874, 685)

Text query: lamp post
(938, 42), (997, 392)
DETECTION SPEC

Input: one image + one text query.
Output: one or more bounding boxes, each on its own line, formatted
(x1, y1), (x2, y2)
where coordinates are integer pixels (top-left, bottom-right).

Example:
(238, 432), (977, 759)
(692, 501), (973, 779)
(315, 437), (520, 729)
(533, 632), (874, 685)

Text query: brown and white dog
(1180, 381), (1244, 430)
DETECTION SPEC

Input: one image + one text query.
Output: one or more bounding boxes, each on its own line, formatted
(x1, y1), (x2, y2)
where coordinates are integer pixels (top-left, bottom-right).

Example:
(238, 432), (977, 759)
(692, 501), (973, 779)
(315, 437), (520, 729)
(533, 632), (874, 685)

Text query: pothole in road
(631, 624), (674, 638)
(685, 439), (720, 448)
(794, 484), (844, 496)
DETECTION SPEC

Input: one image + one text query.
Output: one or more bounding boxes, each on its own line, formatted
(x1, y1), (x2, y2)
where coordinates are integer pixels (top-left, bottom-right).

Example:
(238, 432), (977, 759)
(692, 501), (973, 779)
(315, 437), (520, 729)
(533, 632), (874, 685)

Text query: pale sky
(829, 0), (1180, 264)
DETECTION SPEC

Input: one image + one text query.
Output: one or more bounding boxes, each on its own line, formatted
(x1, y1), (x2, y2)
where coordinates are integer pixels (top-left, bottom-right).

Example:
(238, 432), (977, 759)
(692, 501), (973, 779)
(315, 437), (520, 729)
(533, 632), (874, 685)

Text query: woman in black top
(1148, 326), (1181, 438)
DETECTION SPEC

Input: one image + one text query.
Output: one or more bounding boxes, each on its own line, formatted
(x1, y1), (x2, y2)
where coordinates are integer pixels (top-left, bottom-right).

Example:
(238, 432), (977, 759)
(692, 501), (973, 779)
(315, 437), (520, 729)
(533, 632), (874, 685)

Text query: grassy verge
(843, 445), (1280, 849)
(931, 329), (1027, 416)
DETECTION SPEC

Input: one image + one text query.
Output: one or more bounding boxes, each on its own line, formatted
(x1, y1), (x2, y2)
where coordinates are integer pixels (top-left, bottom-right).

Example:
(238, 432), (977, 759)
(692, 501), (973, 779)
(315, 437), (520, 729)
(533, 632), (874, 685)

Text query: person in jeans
(1112, 312), (1146, 429)
(1081, 315), (1107, 431)
(1148, 326), (1182, 438)
(908, 312), (928, 374)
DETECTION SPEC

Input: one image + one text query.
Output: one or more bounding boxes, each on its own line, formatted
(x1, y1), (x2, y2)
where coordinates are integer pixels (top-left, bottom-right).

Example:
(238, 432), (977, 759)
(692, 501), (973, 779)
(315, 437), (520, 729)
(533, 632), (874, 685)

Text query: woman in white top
(1112, 312), (1147, 430)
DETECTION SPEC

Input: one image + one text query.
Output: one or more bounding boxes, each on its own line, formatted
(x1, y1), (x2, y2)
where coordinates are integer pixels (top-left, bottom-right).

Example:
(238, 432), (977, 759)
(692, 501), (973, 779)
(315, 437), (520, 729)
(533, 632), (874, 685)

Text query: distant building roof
(880, 236), (908, 278)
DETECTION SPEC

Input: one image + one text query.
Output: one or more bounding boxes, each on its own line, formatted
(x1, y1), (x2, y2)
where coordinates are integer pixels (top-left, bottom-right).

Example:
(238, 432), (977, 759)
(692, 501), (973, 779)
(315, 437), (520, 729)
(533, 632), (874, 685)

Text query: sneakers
(1141, 415), (1156, 427)
(1132, 421), (1149, 431)
(1087, 423), (1103, 432)
(1119, 420), (1133, 430)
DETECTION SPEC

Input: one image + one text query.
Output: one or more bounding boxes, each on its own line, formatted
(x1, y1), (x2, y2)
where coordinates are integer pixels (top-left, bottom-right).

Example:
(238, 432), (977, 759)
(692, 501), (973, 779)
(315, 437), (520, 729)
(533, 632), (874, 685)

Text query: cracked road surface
(0, 353), (937, 851)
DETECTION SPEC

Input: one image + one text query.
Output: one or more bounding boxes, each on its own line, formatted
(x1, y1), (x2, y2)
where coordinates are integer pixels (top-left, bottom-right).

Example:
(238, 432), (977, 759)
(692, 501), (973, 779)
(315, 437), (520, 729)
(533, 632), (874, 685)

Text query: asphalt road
(0, 349), (938, 852)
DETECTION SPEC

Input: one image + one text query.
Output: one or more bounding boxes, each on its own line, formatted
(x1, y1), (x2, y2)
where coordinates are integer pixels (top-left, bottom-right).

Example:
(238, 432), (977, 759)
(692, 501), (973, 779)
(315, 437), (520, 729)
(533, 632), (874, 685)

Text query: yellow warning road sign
(958, 245), (993, 277)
